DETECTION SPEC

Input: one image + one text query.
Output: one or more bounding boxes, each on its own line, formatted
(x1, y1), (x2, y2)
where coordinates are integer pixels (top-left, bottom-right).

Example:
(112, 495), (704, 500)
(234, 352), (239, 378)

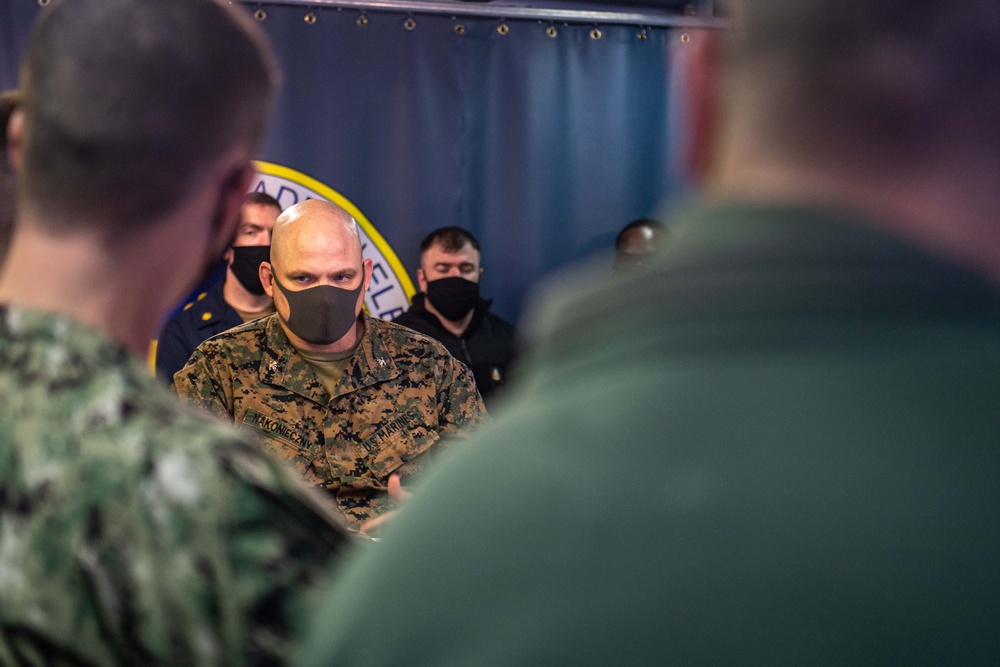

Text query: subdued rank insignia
(491, 367), (501, 382)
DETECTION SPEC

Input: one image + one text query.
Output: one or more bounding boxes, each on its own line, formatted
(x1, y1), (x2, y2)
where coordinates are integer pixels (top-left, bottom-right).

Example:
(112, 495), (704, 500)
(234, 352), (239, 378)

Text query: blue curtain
(0, 1), (37, 87)
(0, 1), (687, 323)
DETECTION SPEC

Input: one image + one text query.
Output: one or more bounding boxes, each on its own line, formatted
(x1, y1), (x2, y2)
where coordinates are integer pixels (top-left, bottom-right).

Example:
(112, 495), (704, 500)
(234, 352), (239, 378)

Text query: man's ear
(416, 268), (427, 293)
(362, 257), (374, 293)
(208, 161), (255, 261)
(6, 109), (24, 172)
(260, 261), (275, 298)
(685, 29), (725, 184)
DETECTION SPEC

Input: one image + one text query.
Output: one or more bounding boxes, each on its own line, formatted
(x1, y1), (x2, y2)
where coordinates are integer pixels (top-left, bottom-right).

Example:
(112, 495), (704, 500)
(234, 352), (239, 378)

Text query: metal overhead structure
(237, 0), (727, 30)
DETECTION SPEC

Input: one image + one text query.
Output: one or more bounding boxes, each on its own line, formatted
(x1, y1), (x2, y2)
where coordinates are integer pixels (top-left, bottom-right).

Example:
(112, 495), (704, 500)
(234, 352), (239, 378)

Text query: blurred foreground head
(14, 0), (279, 237)
(292, 4), (1000, 666)
(699, 0), (1000, 278)
(715, 0), (1000, 174)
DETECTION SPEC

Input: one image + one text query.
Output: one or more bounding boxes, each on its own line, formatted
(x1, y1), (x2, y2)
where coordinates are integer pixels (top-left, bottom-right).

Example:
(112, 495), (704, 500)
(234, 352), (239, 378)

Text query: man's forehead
(275, 202), (356, 238)
(242, 203), (280, 226)
(274, 214), (361, 265)
(281, 247), (359, 269)
(423, 242), (480, 264)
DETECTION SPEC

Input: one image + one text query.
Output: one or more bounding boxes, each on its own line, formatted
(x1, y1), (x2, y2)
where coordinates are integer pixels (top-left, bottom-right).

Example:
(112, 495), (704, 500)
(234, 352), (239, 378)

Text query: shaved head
(271, 199), (361, 269)
(262, 199), (372, 350)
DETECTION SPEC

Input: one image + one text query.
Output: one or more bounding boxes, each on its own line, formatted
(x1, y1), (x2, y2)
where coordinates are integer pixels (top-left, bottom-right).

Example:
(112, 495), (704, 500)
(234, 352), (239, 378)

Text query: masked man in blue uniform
(156, 191), (280, 384)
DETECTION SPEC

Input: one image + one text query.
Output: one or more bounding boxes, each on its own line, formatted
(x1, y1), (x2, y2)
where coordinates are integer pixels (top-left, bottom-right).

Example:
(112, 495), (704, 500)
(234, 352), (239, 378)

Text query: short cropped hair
(729, 0), (1000, 166)
(0, 89), (21, 260)
(420, 227), (481, 255)
(19, 0), (279, 237)
(615, 219), (665, 250)
(0, 90), (17, 152)
(245, 191), (282, 213)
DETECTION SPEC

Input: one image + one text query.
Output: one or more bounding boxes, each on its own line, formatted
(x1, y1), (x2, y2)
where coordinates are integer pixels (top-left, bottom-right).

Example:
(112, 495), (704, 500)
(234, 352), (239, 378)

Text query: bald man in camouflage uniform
(0, 1), (349, 664)
(175, 200), (486, 532)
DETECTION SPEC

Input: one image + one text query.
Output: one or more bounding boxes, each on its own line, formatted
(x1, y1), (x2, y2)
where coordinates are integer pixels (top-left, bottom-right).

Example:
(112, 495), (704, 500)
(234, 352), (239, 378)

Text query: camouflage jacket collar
(0, 304), (149, 382)
(259, 312), (400, 406)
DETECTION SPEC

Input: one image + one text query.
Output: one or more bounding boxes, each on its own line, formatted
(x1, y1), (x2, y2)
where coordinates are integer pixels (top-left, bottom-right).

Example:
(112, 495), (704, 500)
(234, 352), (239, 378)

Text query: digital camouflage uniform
(393, 294), (520, 409)
(174, 312), (486, 530)
(0, 305), (348, 666)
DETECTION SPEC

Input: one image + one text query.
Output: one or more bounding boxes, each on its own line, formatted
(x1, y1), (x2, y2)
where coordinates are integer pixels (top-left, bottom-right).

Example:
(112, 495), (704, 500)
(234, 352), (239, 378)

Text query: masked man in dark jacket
(394, 227), (519, 407)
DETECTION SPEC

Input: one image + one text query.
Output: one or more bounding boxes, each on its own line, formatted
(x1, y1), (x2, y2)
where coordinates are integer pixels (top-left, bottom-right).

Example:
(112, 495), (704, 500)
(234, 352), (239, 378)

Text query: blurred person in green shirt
(299, 1), (1000, 664)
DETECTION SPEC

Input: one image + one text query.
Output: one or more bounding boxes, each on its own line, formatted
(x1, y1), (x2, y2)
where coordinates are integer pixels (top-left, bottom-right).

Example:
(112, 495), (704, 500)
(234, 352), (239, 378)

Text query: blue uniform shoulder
(168, 284), (237, 331)
(194, 312), (273, 354)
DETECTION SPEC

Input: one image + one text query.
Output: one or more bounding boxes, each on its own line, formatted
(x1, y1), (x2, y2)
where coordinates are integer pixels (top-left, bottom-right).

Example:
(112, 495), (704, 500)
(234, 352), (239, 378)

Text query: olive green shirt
(296, 338), (361, 397)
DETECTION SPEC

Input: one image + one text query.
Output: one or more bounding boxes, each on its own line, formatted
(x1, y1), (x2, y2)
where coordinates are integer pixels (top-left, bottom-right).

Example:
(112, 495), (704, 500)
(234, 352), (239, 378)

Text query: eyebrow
(287, 267), (358, 278)
(433, 261), (475, 268)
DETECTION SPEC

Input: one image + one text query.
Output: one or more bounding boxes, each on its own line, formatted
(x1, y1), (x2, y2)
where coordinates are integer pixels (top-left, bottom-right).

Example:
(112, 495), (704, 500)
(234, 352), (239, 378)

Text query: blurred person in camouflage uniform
(174, 199), (487, 532)
(0, 0), (348, 664)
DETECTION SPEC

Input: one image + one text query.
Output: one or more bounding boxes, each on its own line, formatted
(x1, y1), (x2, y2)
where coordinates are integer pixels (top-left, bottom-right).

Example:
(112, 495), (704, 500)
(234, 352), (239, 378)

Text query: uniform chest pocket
(240, 408), (323, 483)
(357, 412), (438, 479)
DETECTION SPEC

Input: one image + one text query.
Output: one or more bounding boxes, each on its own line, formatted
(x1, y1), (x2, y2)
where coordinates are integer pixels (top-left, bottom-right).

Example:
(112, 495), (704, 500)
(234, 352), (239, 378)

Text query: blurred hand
(360, 474), (412, 535)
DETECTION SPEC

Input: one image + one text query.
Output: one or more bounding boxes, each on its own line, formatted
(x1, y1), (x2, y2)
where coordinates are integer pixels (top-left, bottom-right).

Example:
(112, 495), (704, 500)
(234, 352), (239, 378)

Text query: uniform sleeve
(98, 434), (350, 665)
(21, 429), (350, 665)
(173, 345), (236, 423)
(436, 357), (488, 436)
(155, 315), (194, 386)
(214, 438), (351, 664)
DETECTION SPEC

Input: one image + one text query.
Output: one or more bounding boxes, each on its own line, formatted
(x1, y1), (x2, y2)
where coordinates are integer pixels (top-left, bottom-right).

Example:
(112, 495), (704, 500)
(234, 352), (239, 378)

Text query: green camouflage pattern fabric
(174, 312), (487, 531)
(0, 305), (348, 666)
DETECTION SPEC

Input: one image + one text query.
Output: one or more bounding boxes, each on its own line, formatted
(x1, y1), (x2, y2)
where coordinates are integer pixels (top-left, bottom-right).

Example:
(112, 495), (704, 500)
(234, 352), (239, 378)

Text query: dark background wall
(0, 0), (689, 325)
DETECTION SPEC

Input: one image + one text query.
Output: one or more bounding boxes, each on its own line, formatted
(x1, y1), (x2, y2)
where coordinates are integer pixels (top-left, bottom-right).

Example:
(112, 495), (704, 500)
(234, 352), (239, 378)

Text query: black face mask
(426, 277), (480, 321)
(230, 245), (271, 295)
(273, 274), (364, 345)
